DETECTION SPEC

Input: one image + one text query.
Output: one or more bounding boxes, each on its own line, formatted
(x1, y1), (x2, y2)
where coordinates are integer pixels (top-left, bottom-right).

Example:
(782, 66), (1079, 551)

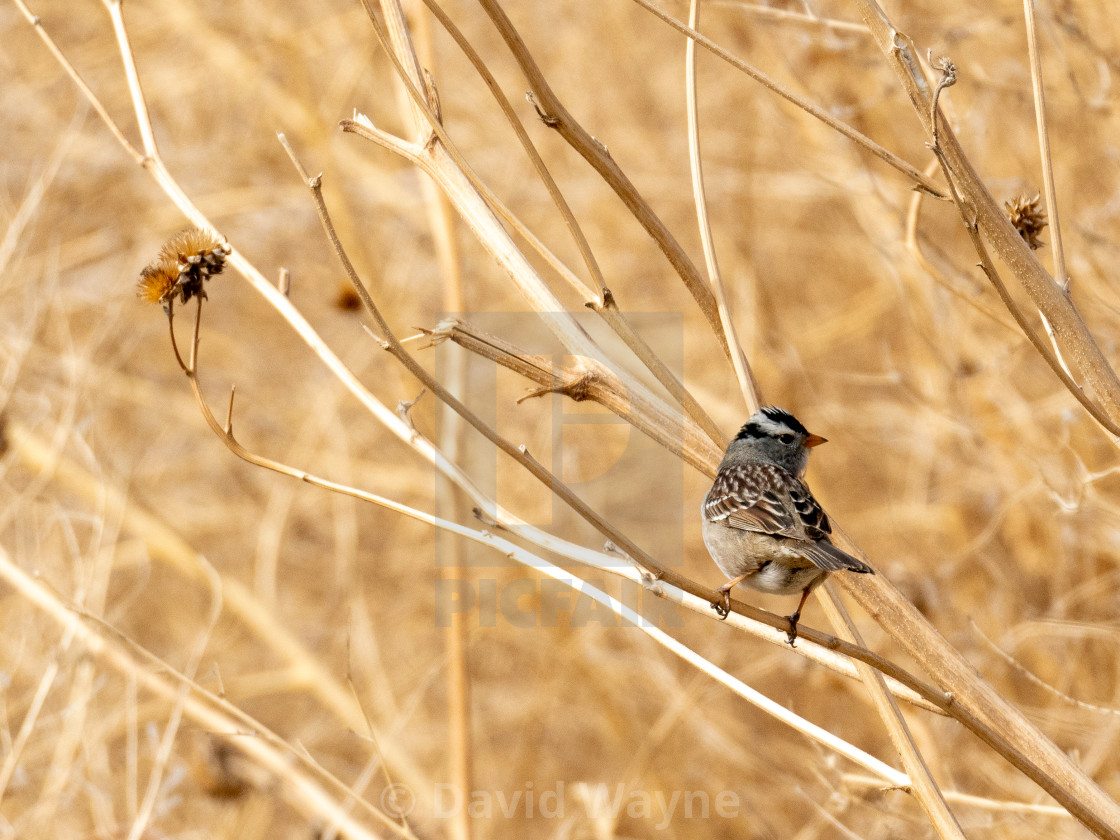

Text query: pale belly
(702, 519), (827, 595)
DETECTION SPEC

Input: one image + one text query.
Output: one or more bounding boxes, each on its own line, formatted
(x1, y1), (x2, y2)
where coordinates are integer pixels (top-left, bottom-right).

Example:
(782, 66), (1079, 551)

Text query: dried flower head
(1005, 193), (1047, 250)
(137, 228), (231, 305)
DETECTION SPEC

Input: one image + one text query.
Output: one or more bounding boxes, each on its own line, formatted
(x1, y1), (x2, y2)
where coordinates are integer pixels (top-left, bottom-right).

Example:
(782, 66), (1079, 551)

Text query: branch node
(525, 91), (559, 127)
(471, 507), (500, 528)
(516, 385), (555, 404)
(423, 68), (443, 125)
(516, 367), (601, 405)
(396, 389), (427, 430)
(928, 52), (957, 149)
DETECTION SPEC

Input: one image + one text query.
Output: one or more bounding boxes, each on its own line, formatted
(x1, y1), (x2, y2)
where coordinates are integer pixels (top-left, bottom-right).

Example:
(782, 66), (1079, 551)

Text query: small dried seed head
(1005, 193), (1047, 250)
(334, 284), (361, 311)
(137, 228), (231, 305)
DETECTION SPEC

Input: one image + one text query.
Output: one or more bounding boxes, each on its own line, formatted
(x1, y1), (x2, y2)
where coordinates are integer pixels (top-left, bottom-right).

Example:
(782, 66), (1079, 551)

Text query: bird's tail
(806, 541), (874, 574)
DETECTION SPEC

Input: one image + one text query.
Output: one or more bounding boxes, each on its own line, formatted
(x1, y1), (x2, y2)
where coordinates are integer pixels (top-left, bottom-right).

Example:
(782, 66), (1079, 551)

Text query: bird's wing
(704, 465), (874, 573)
(703, 463), (816, 540)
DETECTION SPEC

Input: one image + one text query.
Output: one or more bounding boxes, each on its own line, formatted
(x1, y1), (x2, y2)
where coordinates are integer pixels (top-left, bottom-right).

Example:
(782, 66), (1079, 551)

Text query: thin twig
(709, 1), (870, 35)
(11, 0), (143, 163)
(1023, 0), (1068, 291)
(685, 0), (760, 413)
(629, 0), (948, 198)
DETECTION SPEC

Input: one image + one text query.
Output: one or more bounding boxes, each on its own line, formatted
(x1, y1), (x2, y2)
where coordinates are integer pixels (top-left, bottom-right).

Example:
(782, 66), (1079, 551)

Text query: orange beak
(803, 433), (828, 448)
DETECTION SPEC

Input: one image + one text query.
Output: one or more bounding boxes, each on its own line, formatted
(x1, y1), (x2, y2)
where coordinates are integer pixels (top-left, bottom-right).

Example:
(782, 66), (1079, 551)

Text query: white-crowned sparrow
(702, 406), (873, 643)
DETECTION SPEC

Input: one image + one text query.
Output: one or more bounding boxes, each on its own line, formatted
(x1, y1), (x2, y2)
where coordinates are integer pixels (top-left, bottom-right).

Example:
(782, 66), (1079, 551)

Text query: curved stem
(685, 0), (760, 412)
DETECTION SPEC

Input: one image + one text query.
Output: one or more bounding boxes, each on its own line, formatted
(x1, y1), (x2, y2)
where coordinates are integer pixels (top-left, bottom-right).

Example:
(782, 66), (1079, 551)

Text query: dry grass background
(2, 0), (1120, 837)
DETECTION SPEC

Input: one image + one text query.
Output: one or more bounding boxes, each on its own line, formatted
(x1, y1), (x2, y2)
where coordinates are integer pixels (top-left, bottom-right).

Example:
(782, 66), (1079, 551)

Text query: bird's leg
(785, 586), (814, 646)
(713, 573), (751, 619)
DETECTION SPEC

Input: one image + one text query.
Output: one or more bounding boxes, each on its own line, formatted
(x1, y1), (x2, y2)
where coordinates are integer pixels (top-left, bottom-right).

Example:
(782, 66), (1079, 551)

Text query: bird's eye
(778, 433), (795, 445)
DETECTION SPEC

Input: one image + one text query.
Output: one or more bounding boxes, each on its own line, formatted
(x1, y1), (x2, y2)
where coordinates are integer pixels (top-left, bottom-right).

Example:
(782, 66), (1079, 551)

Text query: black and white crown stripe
(733, 406), (811, 442)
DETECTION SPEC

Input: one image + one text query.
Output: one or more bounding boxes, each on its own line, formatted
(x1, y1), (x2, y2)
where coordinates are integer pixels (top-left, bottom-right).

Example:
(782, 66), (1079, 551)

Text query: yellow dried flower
(137, 262), (179, 304)
(1004, 193), (1047, 250)
(137, 228), (231, 305)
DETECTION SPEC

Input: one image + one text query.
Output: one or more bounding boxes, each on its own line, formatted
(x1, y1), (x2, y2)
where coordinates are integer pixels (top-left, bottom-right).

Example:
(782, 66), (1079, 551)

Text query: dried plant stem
(710, 1), (869, 34)
(0, 661), (59, 807)
(1021, 0), (1076, 385)
(1022, 0), (1067, 290)
(685, 0), (760, 412)
(821, 584), (966, 840)
(405, 13), (474, 835)
(843, 775), (1073, 818)
(417, 318), (717, 473)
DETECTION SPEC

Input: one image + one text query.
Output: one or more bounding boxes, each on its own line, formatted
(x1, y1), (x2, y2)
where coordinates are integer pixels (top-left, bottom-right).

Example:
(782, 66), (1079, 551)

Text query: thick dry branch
(419, 318), (722, 473)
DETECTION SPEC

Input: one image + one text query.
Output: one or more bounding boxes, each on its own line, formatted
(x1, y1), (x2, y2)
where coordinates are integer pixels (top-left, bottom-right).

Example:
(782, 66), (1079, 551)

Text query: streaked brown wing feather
(705, 463), (875, 575)
(704, 463), (811, 540)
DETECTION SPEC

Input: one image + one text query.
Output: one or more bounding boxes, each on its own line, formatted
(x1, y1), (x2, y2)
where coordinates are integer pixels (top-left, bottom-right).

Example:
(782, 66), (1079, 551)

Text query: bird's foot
(712, 587), (732, 620)
(785, 611), (801, 647)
